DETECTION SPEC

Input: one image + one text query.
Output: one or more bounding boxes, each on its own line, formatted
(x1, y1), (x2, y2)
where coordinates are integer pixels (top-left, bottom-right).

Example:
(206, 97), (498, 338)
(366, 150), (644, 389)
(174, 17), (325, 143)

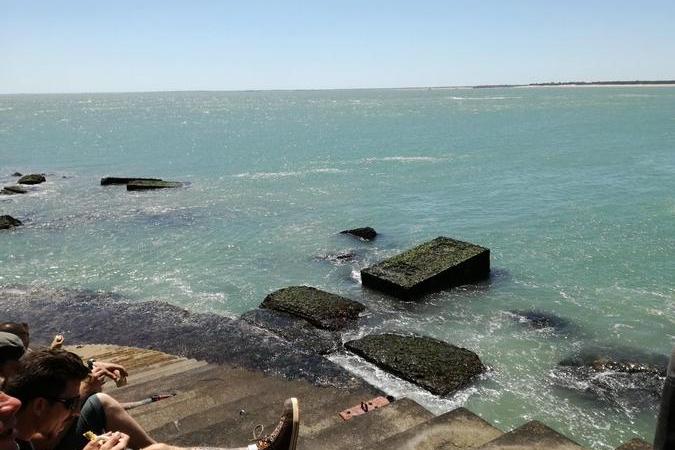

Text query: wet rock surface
(240, 308), (342, 355)
(0, 285), (372, 389)
(127, 180), (183, 190)
(508, 310), (574, 333)
(340, 227), (377, 240)
(1, 186), (28, 195)
(0, 215), (22, 229)
(345, 333), (485, 396)
(18, 174), (46, 185)
(101, 177), (163, 186)
(361, 236), (490, 299)
(11, 172), (22, 177)
(552, 347), (667, 410)
(261, 286), (365, 331)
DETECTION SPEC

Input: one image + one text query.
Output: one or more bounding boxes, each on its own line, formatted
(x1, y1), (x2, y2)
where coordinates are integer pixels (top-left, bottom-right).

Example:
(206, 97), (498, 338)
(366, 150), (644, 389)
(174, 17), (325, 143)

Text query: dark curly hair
(3, 348), (89, 404)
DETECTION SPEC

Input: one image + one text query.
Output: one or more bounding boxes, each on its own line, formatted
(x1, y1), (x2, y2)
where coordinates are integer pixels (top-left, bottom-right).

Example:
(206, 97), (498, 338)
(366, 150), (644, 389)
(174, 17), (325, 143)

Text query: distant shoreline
(472, 80), (675, 89)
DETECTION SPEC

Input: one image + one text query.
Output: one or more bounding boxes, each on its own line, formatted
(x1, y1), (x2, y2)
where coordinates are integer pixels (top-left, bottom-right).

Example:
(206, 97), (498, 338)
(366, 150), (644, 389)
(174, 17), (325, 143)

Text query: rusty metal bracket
(339, 396), (391, 421)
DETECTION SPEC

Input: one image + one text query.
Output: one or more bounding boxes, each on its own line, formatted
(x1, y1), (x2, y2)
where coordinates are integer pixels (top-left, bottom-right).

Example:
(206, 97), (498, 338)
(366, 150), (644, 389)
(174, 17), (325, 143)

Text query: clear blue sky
(2, 0), (675, 93)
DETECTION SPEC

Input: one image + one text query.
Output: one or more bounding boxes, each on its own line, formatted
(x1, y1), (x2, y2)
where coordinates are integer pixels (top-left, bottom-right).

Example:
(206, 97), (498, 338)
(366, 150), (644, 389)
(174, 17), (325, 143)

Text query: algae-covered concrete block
(345, 333), (485, 396)
(361, 236), (489, 298)
(127, 180), (183, 190)
(101, 177), (162, 186)
(260, 286), (365, 331)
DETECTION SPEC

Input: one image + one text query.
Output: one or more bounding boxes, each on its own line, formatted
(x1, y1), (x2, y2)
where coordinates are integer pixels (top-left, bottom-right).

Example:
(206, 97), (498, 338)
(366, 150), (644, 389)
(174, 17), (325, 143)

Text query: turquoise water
(1, 87), (673, 448)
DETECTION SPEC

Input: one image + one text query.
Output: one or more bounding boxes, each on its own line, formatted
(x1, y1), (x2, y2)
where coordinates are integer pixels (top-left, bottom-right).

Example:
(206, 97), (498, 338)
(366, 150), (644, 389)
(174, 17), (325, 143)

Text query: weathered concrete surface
(127, 180), (183, 190)
(361, 236), (490, 299)
(0, 215), (22, 229)
(1, 185), (28, 195)
(18, 173), (46, 184)
(476, 420), (585, 450)
(345, 334), (485, 396)
(376, 407), (503, 450)
(615, 438), (653, 450)
(240, 308), (342, 354)
(101, 177), (163, 186)
(261, 286), (365, 331)
(0, 285), (372, 389)
(340, 226), (377, 240)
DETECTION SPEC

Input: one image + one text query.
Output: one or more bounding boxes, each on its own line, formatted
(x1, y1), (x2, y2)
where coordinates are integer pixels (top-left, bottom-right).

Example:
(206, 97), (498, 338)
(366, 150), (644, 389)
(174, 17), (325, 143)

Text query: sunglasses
(46, 395), (81, 412)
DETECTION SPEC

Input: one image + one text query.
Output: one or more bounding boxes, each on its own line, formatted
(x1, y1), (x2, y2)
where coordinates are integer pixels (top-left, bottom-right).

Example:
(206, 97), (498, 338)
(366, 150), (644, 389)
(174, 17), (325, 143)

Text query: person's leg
(96, 393), (156, 449)
(654, 347), (675, 450)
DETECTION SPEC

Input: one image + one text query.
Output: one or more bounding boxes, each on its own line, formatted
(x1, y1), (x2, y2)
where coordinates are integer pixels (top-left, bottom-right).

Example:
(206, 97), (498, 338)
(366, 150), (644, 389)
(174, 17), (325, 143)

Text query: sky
(2, 0), (675, 93)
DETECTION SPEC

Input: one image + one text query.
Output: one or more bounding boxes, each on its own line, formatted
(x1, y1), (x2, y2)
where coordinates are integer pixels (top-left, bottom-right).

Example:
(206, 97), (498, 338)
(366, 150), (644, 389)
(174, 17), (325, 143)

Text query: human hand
(82, 432), (130, 450)
(50, 334), (65, 349)
(92, 361), (129, 383)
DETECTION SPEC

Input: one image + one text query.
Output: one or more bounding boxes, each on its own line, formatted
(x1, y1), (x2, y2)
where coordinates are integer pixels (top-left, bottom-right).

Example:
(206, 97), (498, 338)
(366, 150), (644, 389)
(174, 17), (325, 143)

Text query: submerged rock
(509, 310), (573, 332)
(1, 186), (28, 195)
(361, 236), (490, 299)
(127, 180), (183, 190)
(261, 286), (365, 331)
(553, 347), (667, 409)
(11, 172), (22, 177)
(101, 177), (162, 186)
(18, 174), (45, 185)
(345, 333), (485, 396)
(0, 215), (22, 229)
(240, 308), (342, 354)
(340, 227), (377, 240)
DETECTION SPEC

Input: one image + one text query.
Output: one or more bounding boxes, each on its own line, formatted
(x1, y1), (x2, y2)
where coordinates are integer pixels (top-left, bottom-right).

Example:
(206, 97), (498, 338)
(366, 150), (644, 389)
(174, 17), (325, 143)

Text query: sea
(1, 87), (673, 449)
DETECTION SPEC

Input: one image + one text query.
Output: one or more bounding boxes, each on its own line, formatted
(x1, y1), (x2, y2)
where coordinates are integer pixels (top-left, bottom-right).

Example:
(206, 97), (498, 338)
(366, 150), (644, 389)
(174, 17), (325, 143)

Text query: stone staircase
(69, 345), (653, 450)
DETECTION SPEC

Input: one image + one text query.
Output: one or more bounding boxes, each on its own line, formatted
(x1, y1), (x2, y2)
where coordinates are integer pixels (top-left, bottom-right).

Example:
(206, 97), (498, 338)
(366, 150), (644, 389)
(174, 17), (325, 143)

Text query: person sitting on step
(3, 349), (299, 450)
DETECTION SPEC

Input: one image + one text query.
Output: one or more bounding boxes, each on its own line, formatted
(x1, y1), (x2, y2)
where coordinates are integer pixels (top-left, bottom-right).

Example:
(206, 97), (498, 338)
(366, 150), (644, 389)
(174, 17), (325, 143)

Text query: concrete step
(376, 407), (503, 450)
(615, 438), (653, 450)
(300, 398), (434, 450)
(119, 359), (208, 386)
(476, 420), (585, 450)
(111, 364), (222, 402)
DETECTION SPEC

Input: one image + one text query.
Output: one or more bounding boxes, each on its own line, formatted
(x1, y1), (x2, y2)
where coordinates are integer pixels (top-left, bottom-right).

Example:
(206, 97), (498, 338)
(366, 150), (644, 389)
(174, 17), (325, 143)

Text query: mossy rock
(345, 333), (485, 396)
(1, 186), (28, 195)
(126, 180), (183, 190)
(18, 174), (45, 185)
(340, 227), (377, 240)
(0, 215), (22, 230)
(101, 177), (162, 186)
(260, 286), (365, 331)
(361, 236), (490, 298)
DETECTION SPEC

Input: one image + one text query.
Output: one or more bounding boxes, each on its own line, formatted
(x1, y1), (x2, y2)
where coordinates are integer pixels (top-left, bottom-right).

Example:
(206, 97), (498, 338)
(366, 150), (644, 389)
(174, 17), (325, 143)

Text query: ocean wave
(233, 167), (346, 179)
(362, 155), (449, 163)
(448, 96), (521, 100)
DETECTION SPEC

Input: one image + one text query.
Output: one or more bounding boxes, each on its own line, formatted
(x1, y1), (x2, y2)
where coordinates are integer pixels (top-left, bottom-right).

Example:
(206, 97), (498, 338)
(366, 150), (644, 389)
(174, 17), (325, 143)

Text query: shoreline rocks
(127, 180), (183, 190)
(361, 236), (490, 299)
(18, 174), (46, 185)
(1, 186), (28, 195)
(341, 227), (377, 241)
(261, 286), (365, 331)
(345, 333), (485, 396)
(0, 215), (22, 229)
(101, 177), (162, 186)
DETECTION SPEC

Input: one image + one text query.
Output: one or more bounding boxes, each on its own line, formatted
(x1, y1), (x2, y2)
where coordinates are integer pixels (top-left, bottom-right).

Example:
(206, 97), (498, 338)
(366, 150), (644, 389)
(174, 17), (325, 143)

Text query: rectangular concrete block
(361, 236), (490, 299)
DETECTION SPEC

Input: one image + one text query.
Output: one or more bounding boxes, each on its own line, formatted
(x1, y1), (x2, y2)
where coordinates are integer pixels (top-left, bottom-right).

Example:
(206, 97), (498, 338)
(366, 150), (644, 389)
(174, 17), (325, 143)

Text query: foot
(249, 398), (299, 450)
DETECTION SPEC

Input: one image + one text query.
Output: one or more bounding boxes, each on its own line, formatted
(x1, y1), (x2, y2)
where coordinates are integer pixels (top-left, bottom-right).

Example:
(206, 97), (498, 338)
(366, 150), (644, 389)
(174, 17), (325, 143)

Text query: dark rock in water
(101, 177), (162, 186)
(341, 227), (377, 240)
(240, 308), (342, 355)
(361, 236), (490, 299)
(0, 285), (377, 390)
(127, 180), (183, 190)
(0, 215), (22, 229)
(261, 286), (365, 331)
(553, 346), (667, 409)
(509, 310), (572, 332)
(315, 251), (358, 265)
(18, 174), (46, 185)
(615, 438), (653, 450)
(345, 333), (485, 396)
(11, 172), (22, 177)
(1, 186), (28, 195)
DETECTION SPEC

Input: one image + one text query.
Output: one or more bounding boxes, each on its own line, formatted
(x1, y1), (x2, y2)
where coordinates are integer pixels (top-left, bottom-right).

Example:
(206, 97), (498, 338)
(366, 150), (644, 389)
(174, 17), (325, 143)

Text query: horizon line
(1, 79), (674, 96)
